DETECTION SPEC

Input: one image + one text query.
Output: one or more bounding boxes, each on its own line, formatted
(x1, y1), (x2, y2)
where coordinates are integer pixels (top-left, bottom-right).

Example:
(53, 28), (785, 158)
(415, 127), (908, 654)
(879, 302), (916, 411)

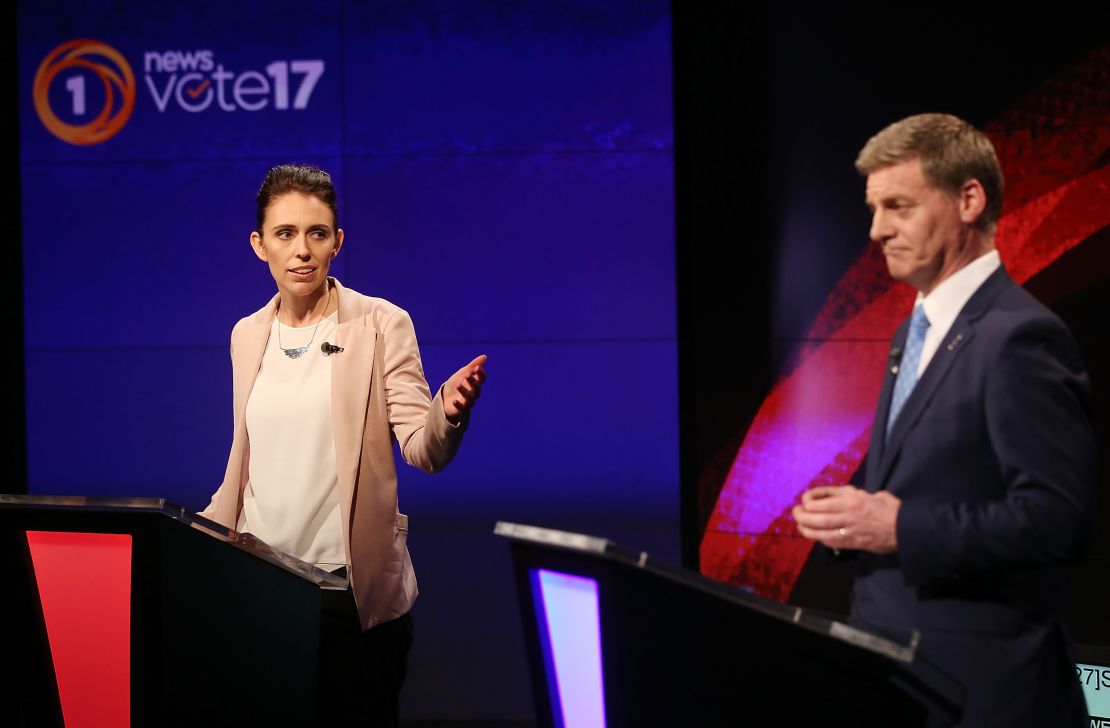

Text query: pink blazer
(202, 278), (465, 629)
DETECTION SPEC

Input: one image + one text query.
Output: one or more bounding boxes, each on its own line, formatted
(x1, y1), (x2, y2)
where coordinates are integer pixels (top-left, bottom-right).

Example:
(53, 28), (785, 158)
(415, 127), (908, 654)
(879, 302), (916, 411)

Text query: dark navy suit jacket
(853, 268), (1097, 726)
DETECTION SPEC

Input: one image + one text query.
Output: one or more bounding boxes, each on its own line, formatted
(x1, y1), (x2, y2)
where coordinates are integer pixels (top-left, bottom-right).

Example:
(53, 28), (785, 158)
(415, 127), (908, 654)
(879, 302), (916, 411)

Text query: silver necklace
(277, 285), (332, 359)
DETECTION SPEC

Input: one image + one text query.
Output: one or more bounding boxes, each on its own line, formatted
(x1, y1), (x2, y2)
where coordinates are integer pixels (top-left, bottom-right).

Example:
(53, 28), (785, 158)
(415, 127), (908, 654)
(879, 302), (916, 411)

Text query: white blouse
(238, 311), (347, 570)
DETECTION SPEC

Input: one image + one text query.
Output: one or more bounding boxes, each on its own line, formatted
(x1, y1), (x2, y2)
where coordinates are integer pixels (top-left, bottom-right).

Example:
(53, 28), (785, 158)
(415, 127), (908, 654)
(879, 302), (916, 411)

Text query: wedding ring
(838, 527), (848, 537)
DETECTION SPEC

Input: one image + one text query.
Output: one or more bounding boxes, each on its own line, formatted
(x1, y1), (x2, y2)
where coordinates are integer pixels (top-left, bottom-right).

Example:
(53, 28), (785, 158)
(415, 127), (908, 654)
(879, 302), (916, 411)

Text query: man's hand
(442, 355), (487, 424)
(792, 485), (901, 554)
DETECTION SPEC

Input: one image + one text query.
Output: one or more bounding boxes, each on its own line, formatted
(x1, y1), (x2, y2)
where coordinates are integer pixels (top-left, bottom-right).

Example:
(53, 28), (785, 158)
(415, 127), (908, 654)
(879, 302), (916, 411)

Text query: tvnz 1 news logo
(33, 39), (325, 146)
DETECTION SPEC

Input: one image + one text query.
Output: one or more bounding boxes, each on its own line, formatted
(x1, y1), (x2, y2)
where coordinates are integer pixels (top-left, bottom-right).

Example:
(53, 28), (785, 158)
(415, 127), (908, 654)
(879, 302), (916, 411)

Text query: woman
(202, 164), (485, 726)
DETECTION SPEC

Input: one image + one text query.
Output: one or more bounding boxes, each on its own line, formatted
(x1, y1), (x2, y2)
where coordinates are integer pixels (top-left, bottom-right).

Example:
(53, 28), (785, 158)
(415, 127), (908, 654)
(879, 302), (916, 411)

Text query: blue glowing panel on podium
(532, 569), (606, 728)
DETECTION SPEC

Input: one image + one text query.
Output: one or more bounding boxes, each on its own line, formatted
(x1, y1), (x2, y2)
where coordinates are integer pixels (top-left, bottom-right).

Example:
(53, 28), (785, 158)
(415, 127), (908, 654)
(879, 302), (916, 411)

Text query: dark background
(677, 3), (1109, 649)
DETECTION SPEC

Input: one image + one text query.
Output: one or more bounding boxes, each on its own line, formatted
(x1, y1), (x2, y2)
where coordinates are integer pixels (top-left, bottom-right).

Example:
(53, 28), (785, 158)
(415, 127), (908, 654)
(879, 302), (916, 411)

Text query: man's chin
(884, 263), (910, 283)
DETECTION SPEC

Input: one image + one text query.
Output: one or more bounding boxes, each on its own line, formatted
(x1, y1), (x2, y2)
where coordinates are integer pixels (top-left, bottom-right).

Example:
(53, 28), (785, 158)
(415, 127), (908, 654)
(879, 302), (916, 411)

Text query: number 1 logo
(34, 39), (136, 145)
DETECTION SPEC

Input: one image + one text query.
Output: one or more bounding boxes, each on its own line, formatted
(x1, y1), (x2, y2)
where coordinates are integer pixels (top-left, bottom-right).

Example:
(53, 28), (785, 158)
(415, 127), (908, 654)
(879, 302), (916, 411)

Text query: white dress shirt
(915, 250), (1002, 376)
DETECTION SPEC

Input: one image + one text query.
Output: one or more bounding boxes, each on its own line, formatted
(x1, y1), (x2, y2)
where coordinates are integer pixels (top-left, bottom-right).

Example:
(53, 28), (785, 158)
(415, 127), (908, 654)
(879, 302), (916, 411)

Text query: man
(793, 113), (1097, 726)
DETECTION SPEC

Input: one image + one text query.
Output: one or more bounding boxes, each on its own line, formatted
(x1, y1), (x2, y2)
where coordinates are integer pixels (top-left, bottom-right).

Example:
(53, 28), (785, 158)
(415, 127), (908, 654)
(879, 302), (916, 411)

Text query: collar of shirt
(914, 249), (1002, 375)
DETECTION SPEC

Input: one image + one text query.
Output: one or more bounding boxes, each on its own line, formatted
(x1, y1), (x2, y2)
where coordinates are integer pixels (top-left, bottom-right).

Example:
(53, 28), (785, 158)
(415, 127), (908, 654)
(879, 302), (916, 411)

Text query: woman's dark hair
(255, 164), (339, 233)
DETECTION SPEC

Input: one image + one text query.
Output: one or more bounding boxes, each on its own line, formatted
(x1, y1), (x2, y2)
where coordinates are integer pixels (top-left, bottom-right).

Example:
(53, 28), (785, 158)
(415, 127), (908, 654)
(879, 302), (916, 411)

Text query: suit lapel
(866, 322), (907, 491)
(875, 322), (976, 487)
(214, 297), (277, 524)
(232, 297), (278, 430)
(330, 281), (377, 551)
(872, 268), (1011, 489)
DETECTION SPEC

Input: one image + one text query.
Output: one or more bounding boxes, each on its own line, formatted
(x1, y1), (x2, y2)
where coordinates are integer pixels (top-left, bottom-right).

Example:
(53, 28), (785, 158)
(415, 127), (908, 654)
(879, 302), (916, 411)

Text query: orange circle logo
(33, 39), (136, 145)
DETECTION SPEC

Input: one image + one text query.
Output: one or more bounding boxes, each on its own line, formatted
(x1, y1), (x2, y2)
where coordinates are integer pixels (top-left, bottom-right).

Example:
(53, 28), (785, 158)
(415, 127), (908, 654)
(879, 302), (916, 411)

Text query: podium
(0, 494), (346, 728)
(496, 522), (963, 727)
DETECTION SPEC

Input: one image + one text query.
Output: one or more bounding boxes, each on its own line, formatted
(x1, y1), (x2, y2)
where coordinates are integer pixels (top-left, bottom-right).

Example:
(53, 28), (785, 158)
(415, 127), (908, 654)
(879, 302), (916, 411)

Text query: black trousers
(317, 585), (414, 728)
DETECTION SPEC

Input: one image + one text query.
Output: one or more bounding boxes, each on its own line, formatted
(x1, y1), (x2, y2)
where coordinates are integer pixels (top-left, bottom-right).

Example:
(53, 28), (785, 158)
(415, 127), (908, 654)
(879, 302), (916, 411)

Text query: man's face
(865, 157), (967, 295)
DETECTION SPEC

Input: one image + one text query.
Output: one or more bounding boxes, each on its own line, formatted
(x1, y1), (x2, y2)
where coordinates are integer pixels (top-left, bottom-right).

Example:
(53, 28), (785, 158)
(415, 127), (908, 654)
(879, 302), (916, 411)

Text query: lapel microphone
(888, 346), (903, 374)
(321, 342), (344, 356)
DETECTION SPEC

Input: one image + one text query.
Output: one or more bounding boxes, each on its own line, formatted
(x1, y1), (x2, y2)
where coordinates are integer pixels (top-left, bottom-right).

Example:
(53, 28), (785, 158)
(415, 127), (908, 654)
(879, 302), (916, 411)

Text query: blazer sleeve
(380, 307), (467, 473)
(895, 314), (1098, 584)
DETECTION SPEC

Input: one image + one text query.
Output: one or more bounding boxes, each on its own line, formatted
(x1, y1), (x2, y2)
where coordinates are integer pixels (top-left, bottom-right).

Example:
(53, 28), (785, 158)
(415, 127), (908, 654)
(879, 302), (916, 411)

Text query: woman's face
(251, 191), (343, 301)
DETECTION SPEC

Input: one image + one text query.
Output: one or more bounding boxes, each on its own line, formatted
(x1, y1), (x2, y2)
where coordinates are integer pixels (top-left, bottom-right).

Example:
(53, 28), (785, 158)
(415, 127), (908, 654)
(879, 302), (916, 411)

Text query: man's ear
(957, 179), (987, 226)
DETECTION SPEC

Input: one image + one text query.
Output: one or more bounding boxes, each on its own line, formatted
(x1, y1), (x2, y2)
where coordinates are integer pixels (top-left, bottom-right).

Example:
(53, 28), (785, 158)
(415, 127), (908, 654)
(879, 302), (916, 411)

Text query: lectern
(0, 494), (346, 728)
(496, 522), (963, 727)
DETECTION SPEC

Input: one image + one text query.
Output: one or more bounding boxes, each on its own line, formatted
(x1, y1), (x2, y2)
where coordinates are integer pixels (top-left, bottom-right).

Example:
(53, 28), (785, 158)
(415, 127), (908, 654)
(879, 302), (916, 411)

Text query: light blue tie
(886, 304), (930, 440)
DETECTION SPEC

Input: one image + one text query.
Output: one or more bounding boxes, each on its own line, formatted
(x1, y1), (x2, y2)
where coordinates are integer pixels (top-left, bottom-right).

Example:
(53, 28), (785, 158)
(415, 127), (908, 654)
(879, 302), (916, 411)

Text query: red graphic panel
(700, 45), (1110, 601)
(26, 531), (132, 728)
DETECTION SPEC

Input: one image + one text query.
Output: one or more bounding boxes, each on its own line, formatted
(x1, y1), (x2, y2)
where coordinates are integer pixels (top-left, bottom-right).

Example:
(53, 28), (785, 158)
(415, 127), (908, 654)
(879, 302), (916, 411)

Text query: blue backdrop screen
(19, 0), (677, 525)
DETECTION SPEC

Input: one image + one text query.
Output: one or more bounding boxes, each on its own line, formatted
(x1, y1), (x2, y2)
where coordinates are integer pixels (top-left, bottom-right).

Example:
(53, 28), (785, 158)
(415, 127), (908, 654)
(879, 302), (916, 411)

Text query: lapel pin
(946, 333), (964, 352)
